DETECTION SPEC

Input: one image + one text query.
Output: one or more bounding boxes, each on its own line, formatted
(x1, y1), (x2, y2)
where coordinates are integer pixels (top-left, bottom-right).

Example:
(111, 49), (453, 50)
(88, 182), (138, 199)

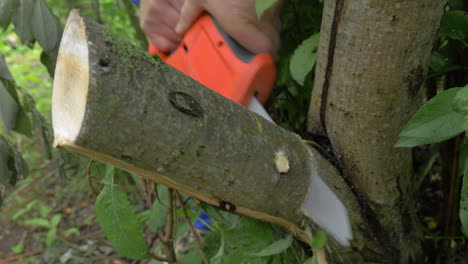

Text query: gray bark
(309, 0), (445, 262)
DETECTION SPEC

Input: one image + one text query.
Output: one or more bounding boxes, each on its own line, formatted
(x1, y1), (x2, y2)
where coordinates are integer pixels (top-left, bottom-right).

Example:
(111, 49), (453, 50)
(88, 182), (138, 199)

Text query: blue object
(194, 210), (212, 231)
(130, 0), (140, 7)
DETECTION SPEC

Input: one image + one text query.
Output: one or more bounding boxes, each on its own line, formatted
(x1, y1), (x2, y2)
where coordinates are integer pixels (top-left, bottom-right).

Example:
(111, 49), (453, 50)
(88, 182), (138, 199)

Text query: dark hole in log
(98, 58), (111, 73)
(99, 59), (110, 67)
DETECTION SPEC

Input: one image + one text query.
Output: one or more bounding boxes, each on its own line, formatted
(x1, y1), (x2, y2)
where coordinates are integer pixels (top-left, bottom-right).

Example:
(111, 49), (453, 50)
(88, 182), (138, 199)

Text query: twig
(316, 248), (328, 264)
(425, 235), (466, 240)
(164, 189), (174, 242)
(436, 135), (463, 264)
(0, 250), (42, 264)
(175, 191), (209, 264)
(147, 251), (169, 262)
(158, 189), (177, 262)
(415, 144), (440, 190)
(86, 159), (102, 195)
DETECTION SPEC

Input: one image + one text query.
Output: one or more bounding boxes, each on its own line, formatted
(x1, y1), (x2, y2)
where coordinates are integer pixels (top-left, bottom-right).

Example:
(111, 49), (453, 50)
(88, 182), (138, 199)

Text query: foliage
(440, 11), (468, 40)
(396, 86), (466, 147)
(396, 2), (468, 259)
(290, 33), (319, 86)
(255, 0), (278, 19)
(95, 168), (149, 260)
(268, 0), (323, 134)
(197, 205), (305, 264)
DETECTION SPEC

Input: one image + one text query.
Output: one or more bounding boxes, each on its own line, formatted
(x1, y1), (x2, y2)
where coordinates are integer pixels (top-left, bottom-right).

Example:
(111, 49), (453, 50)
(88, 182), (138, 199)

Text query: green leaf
(148, 185), (168, 232)
(454, 86), (468, 131)
(12, 107), (33, 136)
(182, 249), (203, 264)
(455, 85), (468, 131)
(63, 228), (80, 237)
(440, 11), (468, 40)
(31, 0), (59, 52)
(0, 139), (10, 185)
(290, 33), (320, 86)
(22, 218), (50, 228)
(303, 257), (314, 264)
(12, 200), (38, 220)
(210, 233), (225, 264)
(252, 234), (293, 257)
(271, 255), (283, 264)
(11, 241), (24, 254)
(0, 56), (32, 136)
(50, 214), (61, 228)
(460, 154), (468, 237)
(11, 232), (26, 254)
(395, 87), (465, 147)
(201, 204), (231, 227)
(40, 49), (58, 77)
(0, 0), (19, 30)
(0, 81), (19, 131)
(255, 0), (278, 19)
(430, 52), (448, 73)
(38, 203), (52, 218)
(45, 227), (57, 247)
(11, 148), (28, 180)
(0, 54), (14, 81)
(13, 0), (35, 45)
(95, 172), (149, 260)
(454, 85), (468, 111)
(45, 214), (61, 247)
(310, 231), (327, 249)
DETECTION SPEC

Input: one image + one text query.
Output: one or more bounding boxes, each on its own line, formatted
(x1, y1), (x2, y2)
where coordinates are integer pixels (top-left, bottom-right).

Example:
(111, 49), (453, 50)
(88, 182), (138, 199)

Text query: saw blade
(247, 97), (352, 246)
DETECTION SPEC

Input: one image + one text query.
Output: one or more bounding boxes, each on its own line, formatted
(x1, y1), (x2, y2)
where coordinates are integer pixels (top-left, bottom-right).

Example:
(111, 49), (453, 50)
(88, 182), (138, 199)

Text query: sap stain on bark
(168, 92), (204, 119)
(404, 65), (424, 98)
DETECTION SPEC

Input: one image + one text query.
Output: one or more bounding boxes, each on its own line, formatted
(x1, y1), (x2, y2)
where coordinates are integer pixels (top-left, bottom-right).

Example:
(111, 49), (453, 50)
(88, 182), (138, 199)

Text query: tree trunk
(52, 10), (357, 246)
(308, 0), (445, 262)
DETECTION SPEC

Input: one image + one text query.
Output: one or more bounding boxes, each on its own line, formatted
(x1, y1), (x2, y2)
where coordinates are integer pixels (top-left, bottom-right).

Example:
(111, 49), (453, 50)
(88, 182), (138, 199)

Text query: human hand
(140, 0), (185, 52)
(140, 0), (282, 54)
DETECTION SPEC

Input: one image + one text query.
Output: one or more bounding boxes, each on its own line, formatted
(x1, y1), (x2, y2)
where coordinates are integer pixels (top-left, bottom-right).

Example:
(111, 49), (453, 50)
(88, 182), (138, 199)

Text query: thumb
(175, 0), (204, 35)
(219, 18), (274, 54)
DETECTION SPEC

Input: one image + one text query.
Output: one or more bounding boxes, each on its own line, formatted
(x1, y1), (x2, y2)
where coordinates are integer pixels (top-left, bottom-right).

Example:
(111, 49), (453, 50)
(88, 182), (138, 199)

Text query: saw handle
(148, 13), (275, 106)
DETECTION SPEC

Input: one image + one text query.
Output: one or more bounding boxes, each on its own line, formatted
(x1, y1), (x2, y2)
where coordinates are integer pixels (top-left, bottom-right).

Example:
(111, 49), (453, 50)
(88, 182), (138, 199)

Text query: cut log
(52, 10), (355, 245)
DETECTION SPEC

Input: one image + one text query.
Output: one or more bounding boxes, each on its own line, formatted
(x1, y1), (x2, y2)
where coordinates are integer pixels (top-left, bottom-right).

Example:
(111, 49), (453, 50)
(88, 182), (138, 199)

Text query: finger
(175, 0), (204, 35)
(142, 0), (181, 27)
(168, 0), (184, 11)
(220, 18), (273, 54)
(148, 34), (180, 52)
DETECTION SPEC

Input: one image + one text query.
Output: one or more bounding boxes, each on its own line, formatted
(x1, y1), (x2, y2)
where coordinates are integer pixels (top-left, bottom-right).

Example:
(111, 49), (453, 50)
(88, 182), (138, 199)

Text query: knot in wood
(168, 92), (204, 119)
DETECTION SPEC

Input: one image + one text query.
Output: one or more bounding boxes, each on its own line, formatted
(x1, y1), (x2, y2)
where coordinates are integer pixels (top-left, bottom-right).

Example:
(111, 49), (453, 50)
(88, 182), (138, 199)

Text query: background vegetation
(0, 0), (467, 263)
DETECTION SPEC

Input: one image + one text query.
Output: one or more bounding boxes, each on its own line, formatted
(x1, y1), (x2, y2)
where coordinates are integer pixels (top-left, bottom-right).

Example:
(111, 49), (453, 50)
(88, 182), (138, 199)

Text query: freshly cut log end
(52, 11), (88, 145)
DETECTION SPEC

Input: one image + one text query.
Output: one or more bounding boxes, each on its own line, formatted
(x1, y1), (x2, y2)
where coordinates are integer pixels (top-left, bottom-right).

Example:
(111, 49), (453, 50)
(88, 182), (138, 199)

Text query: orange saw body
(148, 14), (275, 106)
